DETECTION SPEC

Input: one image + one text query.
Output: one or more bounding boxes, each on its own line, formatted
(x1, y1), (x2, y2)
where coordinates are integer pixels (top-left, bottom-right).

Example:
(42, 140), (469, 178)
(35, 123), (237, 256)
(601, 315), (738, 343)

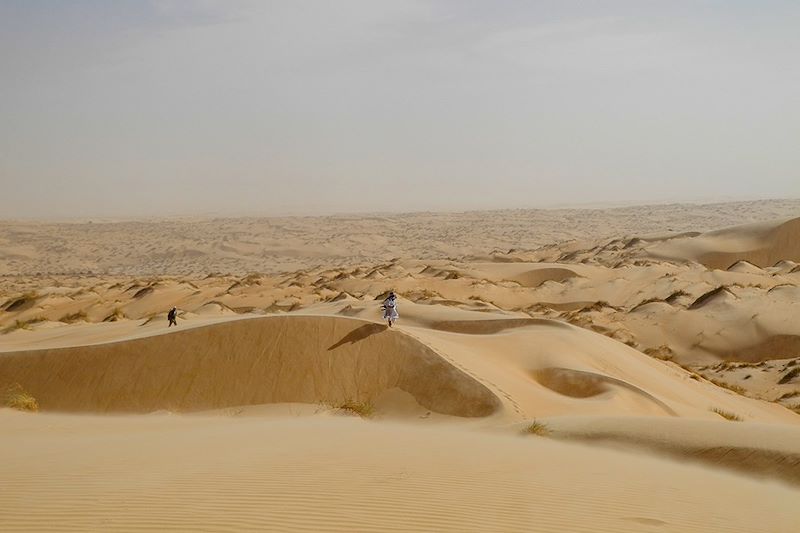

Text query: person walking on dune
(167, 307), (178, 327)
(382, 291), (399, 327)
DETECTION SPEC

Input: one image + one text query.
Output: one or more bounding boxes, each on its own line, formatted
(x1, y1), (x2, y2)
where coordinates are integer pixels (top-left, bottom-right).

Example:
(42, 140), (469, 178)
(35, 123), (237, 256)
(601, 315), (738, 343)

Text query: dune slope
(0, 315), (500, 416)
(647, 216), (800, 269)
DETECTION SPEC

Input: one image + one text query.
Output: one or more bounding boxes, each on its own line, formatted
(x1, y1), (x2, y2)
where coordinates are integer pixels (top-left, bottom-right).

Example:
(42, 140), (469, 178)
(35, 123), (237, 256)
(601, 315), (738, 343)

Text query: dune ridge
(3, 202), (800, 531)
(646, 216), (800, 269)
(0, 315), (500, 416)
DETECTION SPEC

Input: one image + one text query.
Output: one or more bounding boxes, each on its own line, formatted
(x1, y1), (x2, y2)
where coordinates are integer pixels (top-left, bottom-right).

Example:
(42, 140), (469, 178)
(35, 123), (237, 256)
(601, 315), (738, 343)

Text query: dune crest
(647, 216), (800, 269)
(3, 201), (800, 531)
(0, 316), (500, 417)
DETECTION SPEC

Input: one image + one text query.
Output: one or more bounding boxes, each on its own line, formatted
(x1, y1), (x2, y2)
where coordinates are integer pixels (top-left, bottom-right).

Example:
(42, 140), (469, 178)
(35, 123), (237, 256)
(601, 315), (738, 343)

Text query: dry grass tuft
(60, 310), (88, 324)
(711, 407), (742, 421)
(644, 345), (676, 361)
(103, 307), (125, 322)
(330, 399), (375, 418)
(582, 300), (617, 312)
(707, 377), (747, 395)
(3, 384), (39, 412)
(3, 316), (46, 333)
(522, 420), (551, 436)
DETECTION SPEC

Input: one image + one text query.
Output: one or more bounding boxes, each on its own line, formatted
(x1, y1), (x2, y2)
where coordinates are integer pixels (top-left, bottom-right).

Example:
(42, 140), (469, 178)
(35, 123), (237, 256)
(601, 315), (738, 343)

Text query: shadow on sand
(328, 323), (386, 350)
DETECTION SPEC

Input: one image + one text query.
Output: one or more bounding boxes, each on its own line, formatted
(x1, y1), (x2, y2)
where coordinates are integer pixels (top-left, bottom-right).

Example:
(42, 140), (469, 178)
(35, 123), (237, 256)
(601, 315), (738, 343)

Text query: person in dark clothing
(167, 307), (178, 327)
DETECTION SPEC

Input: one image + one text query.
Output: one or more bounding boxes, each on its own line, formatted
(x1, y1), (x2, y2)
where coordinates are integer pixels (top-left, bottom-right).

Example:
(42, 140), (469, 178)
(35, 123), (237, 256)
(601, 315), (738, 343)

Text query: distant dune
(646, 216), (800, 269)
(1, 199), (799, 277)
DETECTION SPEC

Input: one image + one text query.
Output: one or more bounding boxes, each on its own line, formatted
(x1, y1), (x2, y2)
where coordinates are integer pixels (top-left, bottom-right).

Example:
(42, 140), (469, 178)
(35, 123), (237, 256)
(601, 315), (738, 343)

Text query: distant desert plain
(2, 199), (800, 532)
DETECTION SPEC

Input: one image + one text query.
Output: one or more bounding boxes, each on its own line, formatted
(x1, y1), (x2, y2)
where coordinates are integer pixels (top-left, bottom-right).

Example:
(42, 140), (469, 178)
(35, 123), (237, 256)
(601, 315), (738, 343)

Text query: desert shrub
(103, 307), (125, 322)
(707, 377), (747, 395)
(644, 345), (675, 361)
(330, 399), (374, 418)
(60, 310), (88, 323)
(522, 420), (551, 436)
(3, 317), (46, 333)
(711, 407), (741, 421)
(3, 384), (39, 412)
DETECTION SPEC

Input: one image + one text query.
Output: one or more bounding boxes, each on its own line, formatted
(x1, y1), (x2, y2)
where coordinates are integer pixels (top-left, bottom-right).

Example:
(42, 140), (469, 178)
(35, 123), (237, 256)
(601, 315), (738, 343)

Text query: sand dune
(2, 201), (800, 531)
(4, 311), (793, 424)
(2, 199), (799, 278)
(646, 216), (800, 269)
(0, 315), (499, 417)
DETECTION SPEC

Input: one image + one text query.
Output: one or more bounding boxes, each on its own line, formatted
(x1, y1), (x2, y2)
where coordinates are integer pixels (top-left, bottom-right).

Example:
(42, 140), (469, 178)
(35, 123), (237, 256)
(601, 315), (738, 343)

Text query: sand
(3, 412), (800, 532)
(2, 199), (800, 531)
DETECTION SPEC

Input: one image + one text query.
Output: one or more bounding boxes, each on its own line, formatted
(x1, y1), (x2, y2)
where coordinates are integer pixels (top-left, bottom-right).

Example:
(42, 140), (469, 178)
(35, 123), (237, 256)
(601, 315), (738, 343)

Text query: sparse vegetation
(643, 345), (676, 361)
(3, 316), (47, 333)
(581, 300), (615, 312)
(3, 384), (39, 412)
(59, 310), (88, 323)
(522, 420), (551, 436)
(711, 407), (742, 421)
(103, 307), (125, 322)
(706, 377), (747, 395)
(329, 399), (375, 418)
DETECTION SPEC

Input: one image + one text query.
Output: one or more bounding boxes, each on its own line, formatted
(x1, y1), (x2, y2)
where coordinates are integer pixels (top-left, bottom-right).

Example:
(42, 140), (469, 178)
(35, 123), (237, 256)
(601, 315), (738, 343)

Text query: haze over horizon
(2, 1), (799, 218)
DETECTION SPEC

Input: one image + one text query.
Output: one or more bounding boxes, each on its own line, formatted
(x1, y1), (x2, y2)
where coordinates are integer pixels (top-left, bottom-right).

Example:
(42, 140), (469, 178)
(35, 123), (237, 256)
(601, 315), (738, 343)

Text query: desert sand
(2, 199), (800, 532)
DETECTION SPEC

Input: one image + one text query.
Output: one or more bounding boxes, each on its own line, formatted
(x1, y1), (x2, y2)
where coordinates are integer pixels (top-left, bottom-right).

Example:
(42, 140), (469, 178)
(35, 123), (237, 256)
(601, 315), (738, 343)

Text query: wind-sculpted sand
(0, 316), (500, 417)
(2, 199), (800, 531)
(2, 198), (799, 277)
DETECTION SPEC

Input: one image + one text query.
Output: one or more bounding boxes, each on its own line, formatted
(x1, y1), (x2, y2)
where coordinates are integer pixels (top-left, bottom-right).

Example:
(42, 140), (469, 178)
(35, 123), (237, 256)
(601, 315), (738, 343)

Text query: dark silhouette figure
(167, 307), (178, 327)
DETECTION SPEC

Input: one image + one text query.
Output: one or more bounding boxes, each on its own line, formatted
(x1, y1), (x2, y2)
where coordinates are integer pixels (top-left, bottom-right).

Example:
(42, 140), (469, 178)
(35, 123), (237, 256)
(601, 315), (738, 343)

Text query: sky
(1, 0), (799, 217)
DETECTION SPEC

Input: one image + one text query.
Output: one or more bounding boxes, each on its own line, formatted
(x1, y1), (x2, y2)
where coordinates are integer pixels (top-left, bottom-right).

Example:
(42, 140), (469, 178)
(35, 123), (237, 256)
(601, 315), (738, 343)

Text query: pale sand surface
(2, 199), (800, 531)
(2, 411), (799, 533)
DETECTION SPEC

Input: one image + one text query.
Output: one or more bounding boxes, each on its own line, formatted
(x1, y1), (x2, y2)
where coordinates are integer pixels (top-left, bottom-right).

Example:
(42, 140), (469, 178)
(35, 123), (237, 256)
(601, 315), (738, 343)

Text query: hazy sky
(1, 1), (798, 217)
